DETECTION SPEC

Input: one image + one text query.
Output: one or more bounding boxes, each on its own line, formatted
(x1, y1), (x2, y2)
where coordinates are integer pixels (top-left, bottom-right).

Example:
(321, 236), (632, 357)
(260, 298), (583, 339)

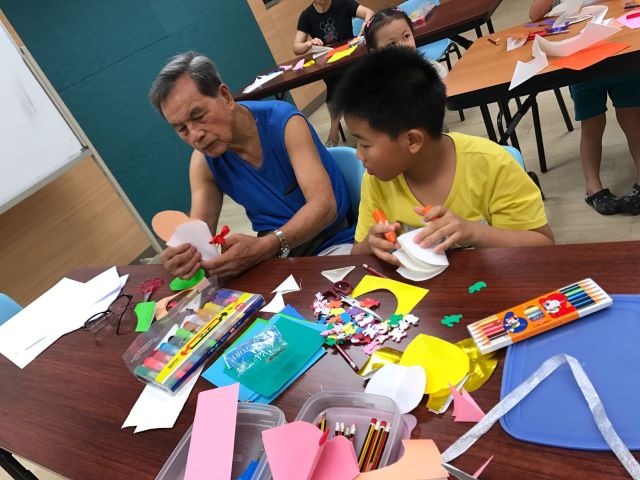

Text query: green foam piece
(134, 301), (156, 332)
(225, 316), (325, 397)
(389, 314), (403, 326)
(441, 314), (463, 328)
(169, 268), (205, 291)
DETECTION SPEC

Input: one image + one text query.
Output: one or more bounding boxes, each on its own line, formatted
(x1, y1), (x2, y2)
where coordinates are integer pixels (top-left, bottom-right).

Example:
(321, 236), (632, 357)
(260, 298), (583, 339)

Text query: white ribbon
(442, 354), (640, 479)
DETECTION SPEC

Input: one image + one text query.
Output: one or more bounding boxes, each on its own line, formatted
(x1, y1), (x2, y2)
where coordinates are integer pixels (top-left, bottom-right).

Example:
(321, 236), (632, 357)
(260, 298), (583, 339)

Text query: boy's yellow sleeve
(355, 173), (381, 243)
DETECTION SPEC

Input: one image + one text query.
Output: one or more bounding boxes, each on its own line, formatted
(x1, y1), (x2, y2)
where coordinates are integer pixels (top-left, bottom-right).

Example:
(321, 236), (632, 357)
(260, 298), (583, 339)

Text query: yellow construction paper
(456, 337), (498, 392)
(303, 59), (315, 67)
(399, 334), (469, 394)
(351, 275), (428, 315)
(357, 347), (403, 377)
(356, 439), (447, 479)
(327, 45), (357, 63)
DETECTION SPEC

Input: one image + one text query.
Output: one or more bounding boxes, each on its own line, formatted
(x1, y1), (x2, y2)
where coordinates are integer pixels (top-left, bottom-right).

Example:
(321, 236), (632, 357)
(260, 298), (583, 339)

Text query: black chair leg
(0, 449), (39, 480)
(554, 88), (574, 132)
(444, 52), (452, 70)
(475, 26), (483, 38)
(458, 109), (465, 121)
(338, 122), (346, 143)
(487, 18), (495, 34)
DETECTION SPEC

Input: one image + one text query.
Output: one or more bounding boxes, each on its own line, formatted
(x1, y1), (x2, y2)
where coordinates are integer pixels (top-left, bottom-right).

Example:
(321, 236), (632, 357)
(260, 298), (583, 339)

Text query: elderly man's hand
(160, 243), (202, 279)
(201, 234), (278, 279)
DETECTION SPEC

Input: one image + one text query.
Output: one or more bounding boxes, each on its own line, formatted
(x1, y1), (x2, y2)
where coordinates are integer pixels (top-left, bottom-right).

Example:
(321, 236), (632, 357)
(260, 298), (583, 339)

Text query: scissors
(442, 463), (478, 480)
(322, 281), (384, 321)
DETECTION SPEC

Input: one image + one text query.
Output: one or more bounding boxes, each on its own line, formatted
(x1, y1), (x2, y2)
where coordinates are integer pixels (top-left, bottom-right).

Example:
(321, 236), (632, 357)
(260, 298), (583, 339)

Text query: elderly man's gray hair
(149, 51), (222, 116)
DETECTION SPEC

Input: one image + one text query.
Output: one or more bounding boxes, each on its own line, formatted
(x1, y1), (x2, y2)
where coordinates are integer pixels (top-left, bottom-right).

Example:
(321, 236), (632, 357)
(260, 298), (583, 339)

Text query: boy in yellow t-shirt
(330, 48), (554, 266)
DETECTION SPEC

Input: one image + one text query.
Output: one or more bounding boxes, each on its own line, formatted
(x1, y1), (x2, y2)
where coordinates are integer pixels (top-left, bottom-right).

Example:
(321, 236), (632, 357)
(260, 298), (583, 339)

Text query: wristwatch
(272, 229), (291, 258)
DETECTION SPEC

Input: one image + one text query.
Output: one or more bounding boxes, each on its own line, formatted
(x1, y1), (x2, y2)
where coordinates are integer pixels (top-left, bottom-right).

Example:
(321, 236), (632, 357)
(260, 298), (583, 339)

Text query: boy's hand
(365, 222), (401, 265)
(412, 205), (477, 253)
(308, 38), (324, 47)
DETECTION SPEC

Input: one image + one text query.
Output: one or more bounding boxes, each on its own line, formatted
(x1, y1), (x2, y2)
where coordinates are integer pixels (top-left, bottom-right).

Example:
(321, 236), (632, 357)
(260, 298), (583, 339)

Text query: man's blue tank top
(205, 100), (354, 253)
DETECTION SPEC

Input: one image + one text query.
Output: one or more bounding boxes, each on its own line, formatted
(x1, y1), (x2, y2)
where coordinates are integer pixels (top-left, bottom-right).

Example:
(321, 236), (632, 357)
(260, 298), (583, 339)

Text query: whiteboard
(0, 23), (86, 214)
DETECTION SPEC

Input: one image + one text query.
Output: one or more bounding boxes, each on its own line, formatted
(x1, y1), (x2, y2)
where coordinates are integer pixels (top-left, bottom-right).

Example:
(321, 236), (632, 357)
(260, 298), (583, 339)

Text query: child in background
(363, 7), (447, 79)
(331, 48), (554, 265)
(294, 0), (374, 147)
(530, 0), (640, 215)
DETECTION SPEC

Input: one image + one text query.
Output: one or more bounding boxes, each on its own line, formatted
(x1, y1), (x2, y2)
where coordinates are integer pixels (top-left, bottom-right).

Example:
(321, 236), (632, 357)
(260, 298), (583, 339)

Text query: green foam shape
(134, 301), (156, 332)
(169, 268), (205, 291)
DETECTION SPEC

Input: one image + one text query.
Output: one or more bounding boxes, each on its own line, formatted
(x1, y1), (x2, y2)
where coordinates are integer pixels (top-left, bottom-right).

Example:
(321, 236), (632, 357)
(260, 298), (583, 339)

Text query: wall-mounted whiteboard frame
(0, 22), (161, 251)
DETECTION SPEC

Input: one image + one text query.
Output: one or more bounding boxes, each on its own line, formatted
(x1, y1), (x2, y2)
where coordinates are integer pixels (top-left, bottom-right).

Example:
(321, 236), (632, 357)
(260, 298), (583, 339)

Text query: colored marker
(134, 365), (158, 381)
(362, 263), (389, 279)
(159, 342), (179, 356)
(168, 335), (188, 347)
(372, 209), (396, 243)
(175, 327), (195, 340)
(627, 10), (640, 19)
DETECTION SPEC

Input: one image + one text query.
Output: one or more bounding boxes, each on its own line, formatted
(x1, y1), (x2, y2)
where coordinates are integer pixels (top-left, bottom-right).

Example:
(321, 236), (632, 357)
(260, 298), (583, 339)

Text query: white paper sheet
(320, 266), (356, 283)
(271, 274), (301, 294)
(122, 367), (203, 433)
(166, 220), (219, 261)
(535, 21), (619, 57)
(506, 37), (527, 52)
(365, 364), (426, 414)
(260, 292), (285, 314)
(0, 269), (127, 368)
(396, 229), (450, 267)
(242, 71), (284, 94)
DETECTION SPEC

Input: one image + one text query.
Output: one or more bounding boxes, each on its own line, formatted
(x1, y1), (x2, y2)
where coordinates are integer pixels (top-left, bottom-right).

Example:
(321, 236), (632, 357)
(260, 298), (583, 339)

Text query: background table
(445, 0), (640, 171)
(235, 0), (504, 101)
(1, 242), (639, 479)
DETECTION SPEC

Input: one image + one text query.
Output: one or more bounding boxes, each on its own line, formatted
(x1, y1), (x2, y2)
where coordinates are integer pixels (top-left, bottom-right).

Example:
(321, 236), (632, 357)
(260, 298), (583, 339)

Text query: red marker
(627, 10), (640, 18)
(372, 209), (396, 243)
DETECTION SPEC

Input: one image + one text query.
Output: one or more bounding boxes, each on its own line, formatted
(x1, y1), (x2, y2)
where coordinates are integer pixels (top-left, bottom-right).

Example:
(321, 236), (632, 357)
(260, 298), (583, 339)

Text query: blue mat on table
(500, 295), (640, 450)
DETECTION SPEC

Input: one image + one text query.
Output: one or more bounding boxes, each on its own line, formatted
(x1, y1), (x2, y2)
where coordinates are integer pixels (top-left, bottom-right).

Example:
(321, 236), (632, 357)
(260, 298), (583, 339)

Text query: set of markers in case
(122, 279), (264, 393)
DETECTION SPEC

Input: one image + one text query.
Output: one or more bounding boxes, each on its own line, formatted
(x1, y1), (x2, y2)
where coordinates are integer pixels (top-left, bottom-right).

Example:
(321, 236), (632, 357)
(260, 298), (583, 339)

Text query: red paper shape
(552, 41), (630, 71)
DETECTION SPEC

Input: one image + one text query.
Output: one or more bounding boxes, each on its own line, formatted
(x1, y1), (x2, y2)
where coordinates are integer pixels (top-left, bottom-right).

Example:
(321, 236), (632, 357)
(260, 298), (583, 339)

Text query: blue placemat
(500, 294), (640, 450)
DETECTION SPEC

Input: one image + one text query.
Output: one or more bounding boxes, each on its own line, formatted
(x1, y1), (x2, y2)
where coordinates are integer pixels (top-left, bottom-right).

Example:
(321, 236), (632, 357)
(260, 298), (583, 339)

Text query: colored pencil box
(122, 278), (264, 394)
(468, 278), (612, 355)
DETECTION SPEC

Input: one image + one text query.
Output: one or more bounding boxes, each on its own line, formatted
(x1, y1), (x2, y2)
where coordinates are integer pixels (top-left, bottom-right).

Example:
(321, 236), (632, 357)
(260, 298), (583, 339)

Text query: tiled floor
(4, 0), (640, 478)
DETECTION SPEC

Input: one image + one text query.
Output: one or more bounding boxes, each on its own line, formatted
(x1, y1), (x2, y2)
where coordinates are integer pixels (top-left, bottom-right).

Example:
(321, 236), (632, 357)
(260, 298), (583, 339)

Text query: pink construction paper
(184, 384), (239, 480)
(617, 10), (640, 29)
(293, 58), (305, 71)
(473, 455), (494, 478)
(262, 421), (360, 480)
(313, 435), (360, 480)
(449, 384), (485, 423)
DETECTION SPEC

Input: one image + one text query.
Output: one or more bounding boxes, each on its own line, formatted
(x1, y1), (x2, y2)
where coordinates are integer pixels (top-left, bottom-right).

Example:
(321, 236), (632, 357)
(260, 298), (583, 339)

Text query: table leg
(498, 100), (521, 151)
(480, 104), (497, 142)
(0, 449), (39, 480)
(531, 97), (548, 173)
(553, 87), (574, 132)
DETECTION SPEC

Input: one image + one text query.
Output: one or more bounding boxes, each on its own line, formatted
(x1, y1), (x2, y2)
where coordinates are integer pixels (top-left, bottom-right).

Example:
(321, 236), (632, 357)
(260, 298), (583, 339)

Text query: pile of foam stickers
(311, 292), (420, 355)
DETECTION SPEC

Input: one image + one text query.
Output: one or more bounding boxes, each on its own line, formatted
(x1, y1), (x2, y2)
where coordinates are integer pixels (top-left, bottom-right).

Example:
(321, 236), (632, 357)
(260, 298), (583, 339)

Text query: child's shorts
(569, 71), (640, 121)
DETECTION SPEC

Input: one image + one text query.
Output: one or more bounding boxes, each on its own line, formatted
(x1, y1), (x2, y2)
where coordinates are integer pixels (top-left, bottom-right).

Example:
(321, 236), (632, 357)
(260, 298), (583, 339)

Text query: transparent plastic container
(156, 403), (285, 480)
(295, 391), (404, 469)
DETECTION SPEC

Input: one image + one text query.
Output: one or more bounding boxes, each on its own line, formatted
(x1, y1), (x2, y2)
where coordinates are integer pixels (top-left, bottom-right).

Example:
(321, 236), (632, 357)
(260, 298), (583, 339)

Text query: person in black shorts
(293, 0), (373, 146)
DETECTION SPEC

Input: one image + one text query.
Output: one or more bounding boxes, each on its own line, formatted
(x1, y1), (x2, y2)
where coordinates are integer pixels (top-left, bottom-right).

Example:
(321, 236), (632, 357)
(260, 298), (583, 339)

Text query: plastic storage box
(122, 280), (264, 394)
(295, 391), (404, 469)
(156, 403), (285, 480)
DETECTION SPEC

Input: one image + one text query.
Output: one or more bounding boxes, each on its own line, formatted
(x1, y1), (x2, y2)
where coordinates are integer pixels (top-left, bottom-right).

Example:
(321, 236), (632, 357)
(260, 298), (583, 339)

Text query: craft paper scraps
(261, 292), (285, 313)
(473, 456), (494, 478)
(242, 70), (284, 94)
(280, 64), (292, 71)
(166, 220), (219, 261)
(184, 384), (239, 480)
(427, 376), (468, 415)
(509, 39), (548, 90)
(151, 210), (189, 241)
(134, 301), (157, 332)
(262, 421), (359, 480)
(506, 36), (526, 51)
(536, 21), (620, 57)
(468, 281), (487, 294)
(356, 439), (448, 479)
(441, 314), (463, 328)
(304, 59), (316, 67)
(399, 334), (469, 394)
(321, 266), (355, 283)
(293, 58), (305, 71)
(351, 275), (428, 316)
(365, 364), (426, 414)
(393, 229), (449, 281)
(327, 45), (357, 63)
(617, 9), (640, 29)
(449, 385), (485, 423)
(122, 366), (202, 433)
(552, 41), (630, 69)
(272, 274), (301, 294)
(357, 347), (402, 377)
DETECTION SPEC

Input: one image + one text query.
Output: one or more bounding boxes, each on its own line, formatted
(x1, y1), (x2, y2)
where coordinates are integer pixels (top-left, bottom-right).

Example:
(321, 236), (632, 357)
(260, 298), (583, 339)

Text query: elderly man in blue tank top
(149, 52), (354, 279)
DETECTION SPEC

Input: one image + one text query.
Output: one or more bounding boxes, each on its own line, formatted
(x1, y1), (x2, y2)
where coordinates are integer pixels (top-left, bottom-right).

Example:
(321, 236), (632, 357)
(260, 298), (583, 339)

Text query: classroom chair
(327, 146), (365, 223)
(0, 293), (21, 326)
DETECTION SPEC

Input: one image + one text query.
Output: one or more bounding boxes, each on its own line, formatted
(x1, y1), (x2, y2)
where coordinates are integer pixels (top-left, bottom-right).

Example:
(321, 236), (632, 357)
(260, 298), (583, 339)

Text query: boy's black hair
(364, 8), (413, 52)
(331, 47), (445, 139)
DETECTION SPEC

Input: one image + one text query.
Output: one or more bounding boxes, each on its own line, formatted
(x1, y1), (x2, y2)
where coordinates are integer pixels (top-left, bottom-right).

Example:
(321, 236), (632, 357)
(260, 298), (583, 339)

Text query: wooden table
(1, 242), (639, 479)
(445, 0), (640, 172)
(235, 0), (504, 101)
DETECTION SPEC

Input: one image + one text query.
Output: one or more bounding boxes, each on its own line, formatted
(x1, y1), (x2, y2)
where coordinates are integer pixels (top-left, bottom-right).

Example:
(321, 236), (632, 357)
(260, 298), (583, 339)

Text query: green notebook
(224, 316), (324, 397)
